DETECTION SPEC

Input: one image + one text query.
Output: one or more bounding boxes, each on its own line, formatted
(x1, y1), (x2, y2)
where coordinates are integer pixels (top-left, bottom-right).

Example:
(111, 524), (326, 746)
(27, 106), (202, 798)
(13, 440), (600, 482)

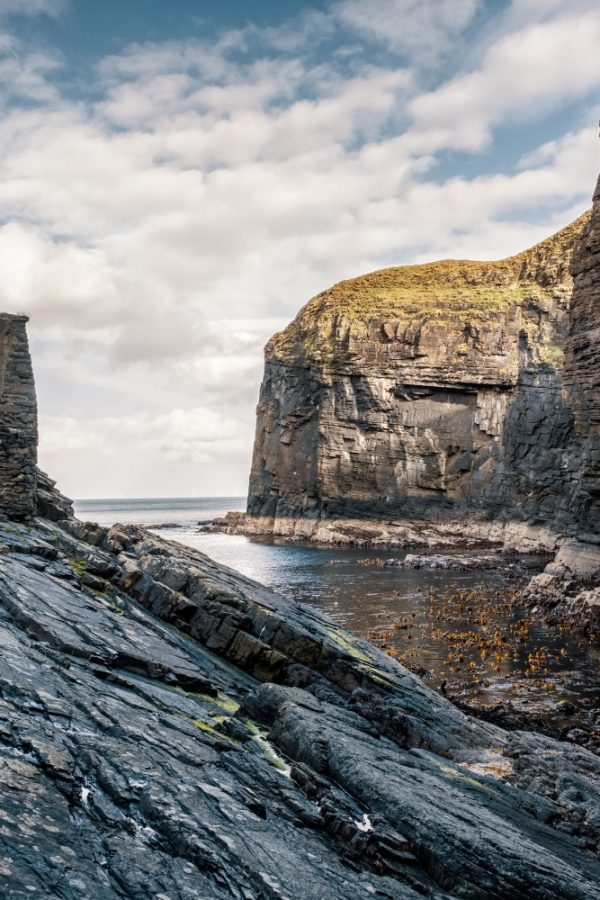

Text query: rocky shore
(228, 171), (600, 616)
(2, 508), (600, 899)
(211, 509), (561, 553)
(1, 165), (600, 897)
(0, 314), (596, 897)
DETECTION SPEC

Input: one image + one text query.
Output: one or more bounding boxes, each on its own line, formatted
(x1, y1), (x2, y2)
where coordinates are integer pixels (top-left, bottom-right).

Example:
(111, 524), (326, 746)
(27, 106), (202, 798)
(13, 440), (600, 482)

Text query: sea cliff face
(561, 174), (600, 553)
(0, 312), (73, 523)
(0, 314), (38, 519)
(526, 173), (600, 595)
(243, 179), (600, 575)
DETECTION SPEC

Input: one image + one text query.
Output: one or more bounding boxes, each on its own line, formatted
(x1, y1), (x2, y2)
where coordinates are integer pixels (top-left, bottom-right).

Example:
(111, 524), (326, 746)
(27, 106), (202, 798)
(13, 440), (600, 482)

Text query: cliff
(0, 314), (38, 519)
(243, 186), (600, 570)
(527, 172), (600, 594)
(565, 173), (600, 435)
(0, 313), (72, 523)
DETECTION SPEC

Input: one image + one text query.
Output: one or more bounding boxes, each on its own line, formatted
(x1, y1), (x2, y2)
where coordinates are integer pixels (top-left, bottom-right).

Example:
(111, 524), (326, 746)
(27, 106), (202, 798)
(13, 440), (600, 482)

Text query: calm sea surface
(75, 497), (600, 711)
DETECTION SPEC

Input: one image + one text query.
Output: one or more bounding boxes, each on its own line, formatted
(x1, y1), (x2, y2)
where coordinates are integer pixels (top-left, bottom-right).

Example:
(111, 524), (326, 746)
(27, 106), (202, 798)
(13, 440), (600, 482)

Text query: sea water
(75, 496), (600, 712)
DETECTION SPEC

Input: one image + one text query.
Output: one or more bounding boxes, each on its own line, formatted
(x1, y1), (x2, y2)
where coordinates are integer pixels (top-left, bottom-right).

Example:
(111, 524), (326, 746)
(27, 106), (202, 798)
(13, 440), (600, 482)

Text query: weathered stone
(0, 315), (37, 519)
(35, 467), (74, 521)
(246, 216), (586, 533)
(239, 174), (600, 602)
(1, 518), (600, 898)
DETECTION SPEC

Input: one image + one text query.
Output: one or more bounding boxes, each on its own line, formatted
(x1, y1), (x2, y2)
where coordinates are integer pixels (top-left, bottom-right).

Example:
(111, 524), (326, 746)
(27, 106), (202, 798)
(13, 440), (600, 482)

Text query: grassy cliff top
(267, 212), (590, 365)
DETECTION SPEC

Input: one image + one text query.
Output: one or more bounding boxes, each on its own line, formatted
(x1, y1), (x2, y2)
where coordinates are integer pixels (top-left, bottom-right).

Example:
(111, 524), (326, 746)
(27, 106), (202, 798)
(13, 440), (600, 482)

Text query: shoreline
(78, 510), (600, 752)
(209, 510), (564, 552)
(3, 514), (600, 895)
(210, 510), (600, 628)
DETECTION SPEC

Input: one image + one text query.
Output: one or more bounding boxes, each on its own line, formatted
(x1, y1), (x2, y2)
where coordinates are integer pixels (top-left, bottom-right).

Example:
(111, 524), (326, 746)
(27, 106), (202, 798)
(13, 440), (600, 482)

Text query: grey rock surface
(1, 516), (599, 898)
(0, 315), (38, 519)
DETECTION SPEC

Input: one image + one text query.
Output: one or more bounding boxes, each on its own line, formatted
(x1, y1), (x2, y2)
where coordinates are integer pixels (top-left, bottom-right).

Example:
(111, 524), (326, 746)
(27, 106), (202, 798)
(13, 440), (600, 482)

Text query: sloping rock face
(246, 206), (600, 560)
(0, 317), (599, 897)
(2, 516), (600, 899)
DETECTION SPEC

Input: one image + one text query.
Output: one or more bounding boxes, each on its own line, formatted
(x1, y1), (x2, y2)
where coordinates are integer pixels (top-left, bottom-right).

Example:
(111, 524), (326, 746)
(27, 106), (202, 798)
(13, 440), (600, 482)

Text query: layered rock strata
(0, 314), (38, 519)
(239, 177), (600, 579)
(0, 318), (599, 896)
(526, 173), (600, 601)
(560, 173), (600, 562)
(0, 313), (72, 522)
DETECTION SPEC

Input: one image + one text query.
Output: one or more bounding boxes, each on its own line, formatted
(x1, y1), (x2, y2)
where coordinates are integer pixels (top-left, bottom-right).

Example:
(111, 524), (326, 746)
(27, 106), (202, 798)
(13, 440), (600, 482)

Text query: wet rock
(382, 551), (547, 572)
(2, 517), (599, 897)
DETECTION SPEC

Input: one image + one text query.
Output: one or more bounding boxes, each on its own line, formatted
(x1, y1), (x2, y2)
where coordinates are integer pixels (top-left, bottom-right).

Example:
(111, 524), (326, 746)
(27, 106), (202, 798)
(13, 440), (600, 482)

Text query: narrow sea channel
(75, 497), (600, 718)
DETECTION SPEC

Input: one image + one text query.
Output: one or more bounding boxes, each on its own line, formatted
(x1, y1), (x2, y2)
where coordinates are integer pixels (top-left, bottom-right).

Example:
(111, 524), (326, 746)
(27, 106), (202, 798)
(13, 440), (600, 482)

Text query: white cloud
(39, 408), (251, 497)
(40, 407), (245, 454)
(336, 0), (480, 60)
(0, 223), (118, 325)
(0, 0), (65, 17)
(0, 42), (60, 106)
(409, 9), (600, 151)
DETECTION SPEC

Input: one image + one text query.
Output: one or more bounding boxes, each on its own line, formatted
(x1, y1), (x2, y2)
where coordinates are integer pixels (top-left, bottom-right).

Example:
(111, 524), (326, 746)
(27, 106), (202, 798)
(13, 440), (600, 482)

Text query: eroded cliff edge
(239, 174), (600, 581)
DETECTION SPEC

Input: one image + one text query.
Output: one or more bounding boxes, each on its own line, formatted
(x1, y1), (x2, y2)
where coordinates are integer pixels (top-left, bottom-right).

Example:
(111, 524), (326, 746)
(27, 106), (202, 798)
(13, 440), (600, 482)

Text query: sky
(1, 0), (599, 499)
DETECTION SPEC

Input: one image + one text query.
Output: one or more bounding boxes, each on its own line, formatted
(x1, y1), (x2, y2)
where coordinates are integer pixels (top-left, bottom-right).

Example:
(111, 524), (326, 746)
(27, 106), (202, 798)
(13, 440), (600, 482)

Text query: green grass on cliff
(267, 212), (589, 368)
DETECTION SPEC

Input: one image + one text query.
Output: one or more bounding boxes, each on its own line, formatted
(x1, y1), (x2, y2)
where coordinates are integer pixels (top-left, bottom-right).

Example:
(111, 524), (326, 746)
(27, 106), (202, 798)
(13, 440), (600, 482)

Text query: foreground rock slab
(0, 517), (599, 899)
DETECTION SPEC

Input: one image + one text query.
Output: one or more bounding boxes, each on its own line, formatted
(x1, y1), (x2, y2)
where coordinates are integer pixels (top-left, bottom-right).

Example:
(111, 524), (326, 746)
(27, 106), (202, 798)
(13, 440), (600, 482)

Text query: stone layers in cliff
(0, 314), (38, 519)
(0, 313), (72, 522)
(525, 173), (600, 598)
(565, 173), (600, 435)
(563, 171), (600, 545)
(243, 202), (600, 565)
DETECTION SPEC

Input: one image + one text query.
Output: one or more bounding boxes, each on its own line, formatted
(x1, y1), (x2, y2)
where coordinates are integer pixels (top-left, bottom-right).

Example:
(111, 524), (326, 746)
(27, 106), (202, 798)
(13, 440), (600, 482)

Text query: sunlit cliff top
(267, 211), (591, 367)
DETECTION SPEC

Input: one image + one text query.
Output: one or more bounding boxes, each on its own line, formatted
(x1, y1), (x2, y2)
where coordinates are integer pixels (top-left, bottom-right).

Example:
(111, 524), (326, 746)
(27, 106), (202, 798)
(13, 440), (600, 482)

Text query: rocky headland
(1, 321), (600, 895)
(215, 171), (600, 626)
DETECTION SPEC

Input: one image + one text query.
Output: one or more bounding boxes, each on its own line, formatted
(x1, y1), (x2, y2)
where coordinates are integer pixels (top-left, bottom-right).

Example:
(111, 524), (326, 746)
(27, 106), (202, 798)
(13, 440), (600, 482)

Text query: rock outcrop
(565, 173), (600, 436)
(0, 313), (73, 523)
(2, 515), (600, 899)
(560, 173), (600, 560)
(525, 173), (600, 603)
(0, 314), (38, 519)
(240, 176), (600, 578)
(0, 318), (598, 897)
